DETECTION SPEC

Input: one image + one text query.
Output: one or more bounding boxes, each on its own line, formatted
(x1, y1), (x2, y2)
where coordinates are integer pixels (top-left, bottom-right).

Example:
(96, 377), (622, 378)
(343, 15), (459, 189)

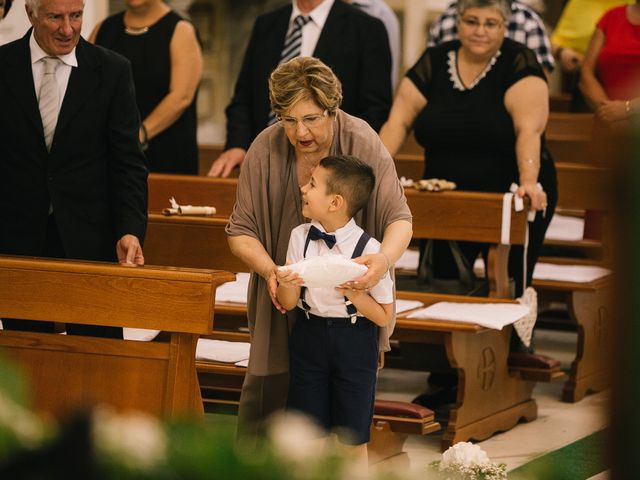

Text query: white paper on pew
(215, 272), (250, 304)
(407, 302), (531, 330)
(280, 255), (368, 288)
(533, 263), (611, 282)
(196, 339), (250, 363)
(396, 299), (424, 313)
(544, 214), (585, 241)
(395, 249), (419, 271)
(123, 328), (161, 342)
(235, 359), (249, 367)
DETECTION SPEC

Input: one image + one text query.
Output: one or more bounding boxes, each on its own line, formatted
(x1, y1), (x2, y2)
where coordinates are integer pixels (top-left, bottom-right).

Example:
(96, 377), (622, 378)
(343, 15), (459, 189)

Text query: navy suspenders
(298, 227), (371, 323)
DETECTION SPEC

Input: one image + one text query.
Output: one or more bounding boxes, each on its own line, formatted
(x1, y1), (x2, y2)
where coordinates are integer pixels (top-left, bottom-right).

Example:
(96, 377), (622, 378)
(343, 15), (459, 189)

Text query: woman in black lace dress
(90, 0), (202, 174)
(381, 0), (556, 297)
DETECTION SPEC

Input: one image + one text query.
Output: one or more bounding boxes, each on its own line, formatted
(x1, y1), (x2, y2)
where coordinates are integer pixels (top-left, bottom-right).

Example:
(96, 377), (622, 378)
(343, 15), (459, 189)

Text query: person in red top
(580, 2), (640, 125)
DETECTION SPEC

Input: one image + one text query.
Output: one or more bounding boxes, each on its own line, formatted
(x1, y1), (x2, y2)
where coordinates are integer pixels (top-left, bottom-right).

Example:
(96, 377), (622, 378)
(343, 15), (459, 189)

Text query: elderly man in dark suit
(0, 0), (148, 338)
(208, 0), (392, 177)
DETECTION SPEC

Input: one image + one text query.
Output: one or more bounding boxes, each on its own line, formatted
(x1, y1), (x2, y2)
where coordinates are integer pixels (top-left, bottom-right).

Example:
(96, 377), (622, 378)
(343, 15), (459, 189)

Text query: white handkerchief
(396, 299), (424, 313)
(280, 255), (368, 288)
(235, 359), (249, 368)
(215, 272), (250, 303)
(407, 302), (531, 330)
(544, 214), (585, 241)
(123, 328), (161, 342)
(533, 263), (611, 282)
(395, 249), (419, 270)
(514, 287), (538, 347)
(196, 339), (250, 363)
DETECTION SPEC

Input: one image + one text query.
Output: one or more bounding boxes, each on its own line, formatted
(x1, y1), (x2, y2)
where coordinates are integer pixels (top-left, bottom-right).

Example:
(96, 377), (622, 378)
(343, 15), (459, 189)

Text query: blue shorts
(287, 308), (379, 445)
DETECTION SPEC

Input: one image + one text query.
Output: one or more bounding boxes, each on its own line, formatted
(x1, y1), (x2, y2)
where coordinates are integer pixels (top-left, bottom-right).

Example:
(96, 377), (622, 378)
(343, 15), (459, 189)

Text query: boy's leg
(330, 320), (379, 445)
(287, 311), (331, 431)
(341, 443), (369, 474)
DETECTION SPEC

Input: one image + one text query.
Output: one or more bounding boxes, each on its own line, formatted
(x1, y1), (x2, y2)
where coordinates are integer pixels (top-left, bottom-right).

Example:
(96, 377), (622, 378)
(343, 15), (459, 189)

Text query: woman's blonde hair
(269, 57), (343, 116)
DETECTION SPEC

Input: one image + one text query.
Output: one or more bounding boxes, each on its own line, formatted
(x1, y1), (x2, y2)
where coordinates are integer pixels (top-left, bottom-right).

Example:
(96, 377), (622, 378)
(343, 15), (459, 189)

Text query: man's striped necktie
(38, 56), (61, 152)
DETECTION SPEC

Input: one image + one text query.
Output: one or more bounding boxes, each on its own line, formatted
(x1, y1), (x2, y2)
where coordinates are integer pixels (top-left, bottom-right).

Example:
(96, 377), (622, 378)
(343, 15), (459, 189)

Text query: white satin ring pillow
(279, 255), (368, 288)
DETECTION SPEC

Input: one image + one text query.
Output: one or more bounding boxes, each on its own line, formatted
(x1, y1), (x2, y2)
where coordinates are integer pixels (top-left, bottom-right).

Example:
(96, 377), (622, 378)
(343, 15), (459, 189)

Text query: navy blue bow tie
(309, 225), (336, 249)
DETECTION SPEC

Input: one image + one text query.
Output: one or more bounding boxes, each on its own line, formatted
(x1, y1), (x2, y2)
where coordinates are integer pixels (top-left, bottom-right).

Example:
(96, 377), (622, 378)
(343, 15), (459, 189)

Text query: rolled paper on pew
(162, 196), (216, 216)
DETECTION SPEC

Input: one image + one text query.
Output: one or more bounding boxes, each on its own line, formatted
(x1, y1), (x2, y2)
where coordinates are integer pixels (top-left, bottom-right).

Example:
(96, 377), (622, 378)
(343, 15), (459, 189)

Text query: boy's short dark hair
(319, 155), (375, 217)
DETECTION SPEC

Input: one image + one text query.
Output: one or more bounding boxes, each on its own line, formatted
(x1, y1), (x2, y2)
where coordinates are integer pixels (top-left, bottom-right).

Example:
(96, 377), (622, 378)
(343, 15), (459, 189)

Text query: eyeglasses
(278, 110), (328, 129)
(460, 17), (504, 32)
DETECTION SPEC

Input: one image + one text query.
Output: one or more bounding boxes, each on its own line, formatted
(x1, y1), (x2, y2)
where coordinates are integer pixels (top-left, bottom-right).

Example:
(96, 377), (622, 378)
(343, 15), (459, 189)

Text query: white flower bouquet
(430, 442), (507, 480)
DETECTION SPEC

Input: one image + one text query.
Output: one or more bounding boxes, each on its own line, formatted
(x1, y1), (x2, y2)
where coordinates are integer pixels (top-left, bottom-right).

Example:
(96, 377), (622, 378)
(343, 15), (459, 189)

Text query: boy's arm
(275, 269), (302, 311)
(339, 289), (393, 327)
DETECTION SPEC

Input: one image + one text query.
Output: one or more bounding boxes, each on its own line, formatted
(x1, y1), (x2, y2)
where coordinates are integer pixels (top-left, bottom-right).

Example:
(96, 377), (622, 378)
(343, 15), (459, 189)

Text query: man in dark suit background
(208, 0), (392, 177)
(0, 0), (148, 338)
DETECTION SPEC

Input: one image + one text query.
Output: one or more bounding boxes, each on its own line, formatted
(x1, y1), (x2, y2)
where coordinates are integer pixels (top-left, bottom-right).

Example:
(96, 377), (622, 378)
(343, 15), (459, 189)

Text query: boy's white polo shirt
(285, 219), (394, 318)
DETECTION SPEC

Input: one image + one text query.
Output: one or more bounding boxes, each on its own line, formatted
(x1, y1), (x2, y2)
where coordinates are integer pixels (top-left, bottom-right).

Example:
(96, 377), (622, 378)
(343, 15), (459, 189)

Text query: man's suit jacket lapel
(313, 0), (347, 60)
(54, 39), (101, 145)
(2, 31), (43, 136)
(268, 5), (292, 68)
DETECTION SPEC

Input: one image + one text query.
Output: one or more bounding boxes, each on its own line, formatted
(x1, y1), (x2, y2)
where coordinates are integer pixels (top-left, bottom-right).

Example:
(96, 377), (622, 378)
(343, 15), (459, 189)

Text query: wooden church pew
(533, 162), (614, 402)
(0, 255), (234, 419)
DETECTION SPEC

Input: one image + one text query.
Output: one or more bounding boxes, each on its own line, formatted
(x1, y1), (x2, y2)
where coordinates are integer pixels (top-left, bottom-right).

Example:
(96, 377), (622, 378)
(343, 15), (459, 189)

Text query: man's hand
(339, 252), (389, 291)
(207, 148), (247, 177)
(116, 234), (144, 265)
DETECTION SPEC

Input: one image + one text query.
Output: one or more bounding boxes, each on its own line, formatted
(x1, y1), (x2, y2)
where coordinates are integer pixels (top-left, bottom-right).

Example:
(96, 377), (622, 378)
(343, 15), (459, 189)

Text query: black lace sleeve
(504, 41), (546, 90)
(406, 48), (435, 99)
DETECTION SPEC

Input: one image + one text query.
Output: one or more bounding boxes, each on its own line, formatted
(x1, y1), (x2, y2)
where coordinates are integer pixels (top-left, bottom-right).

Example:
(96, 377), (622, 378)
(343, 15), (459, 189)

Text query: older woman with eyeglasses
(227, 56), (412, 436)
(381, 0), (557, 300)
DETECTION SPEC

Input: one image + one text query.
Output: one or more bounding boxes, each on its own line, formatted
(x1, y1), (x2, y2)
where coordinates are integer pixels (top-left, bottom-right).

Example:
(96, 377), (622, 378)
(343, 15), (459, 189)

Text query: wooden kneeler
(0, 255), (233, 419)
(369, 400), (440, 466)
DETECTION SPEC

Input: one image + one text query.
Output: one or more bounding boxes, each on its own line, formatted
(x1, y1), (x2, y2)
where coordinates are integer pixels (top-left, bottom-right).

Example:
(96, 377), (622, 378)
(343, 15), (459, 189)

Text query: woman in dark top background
(90, 0), (202, 174)
(380, 0), (556, 298)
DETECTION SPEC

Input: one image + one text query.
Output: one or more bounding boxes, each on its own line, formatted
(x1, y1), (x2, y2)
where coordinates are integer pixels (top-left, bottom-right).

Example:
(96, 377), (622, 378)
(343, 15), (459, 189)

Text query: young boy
(276, 155), (394, 462)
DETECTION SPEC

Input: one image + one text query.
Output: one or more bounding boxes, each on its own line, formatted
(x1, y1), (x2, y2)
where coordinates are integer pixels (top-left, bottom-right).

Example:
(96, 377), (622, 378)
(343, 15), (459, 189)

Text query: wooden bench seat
(0, 255), (234, 419)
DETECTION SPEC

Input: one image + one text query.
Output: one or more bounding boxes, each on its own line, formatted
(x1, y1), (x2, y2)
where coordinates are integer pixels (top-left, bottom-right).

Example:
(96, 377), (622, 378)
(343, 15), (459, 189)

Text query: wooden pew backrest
(149, 174), (238, 216)
(145, 214), (248, 273)
(0, 256), (234, 419)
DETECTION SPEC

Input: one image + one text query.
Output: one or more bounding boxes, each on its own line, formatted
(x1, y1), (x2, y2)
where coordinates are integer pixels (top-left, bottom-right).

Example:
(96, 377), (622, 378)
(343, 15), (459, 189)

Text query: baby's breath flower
(92, 406), (167, 471)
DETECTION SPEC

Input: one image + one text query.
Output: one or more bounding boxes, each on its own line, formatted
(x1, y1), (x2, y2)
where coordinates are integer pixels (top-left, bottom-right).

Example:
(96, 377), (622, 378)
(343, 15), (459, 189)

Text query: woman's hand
(339, 252), (388, 291)
(335, 286), (366, 299)
(275, 267), (303, 288)
(517, 182), (547, 212)
(596, 100), (629, 123)
(266, 267), (287, 314)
